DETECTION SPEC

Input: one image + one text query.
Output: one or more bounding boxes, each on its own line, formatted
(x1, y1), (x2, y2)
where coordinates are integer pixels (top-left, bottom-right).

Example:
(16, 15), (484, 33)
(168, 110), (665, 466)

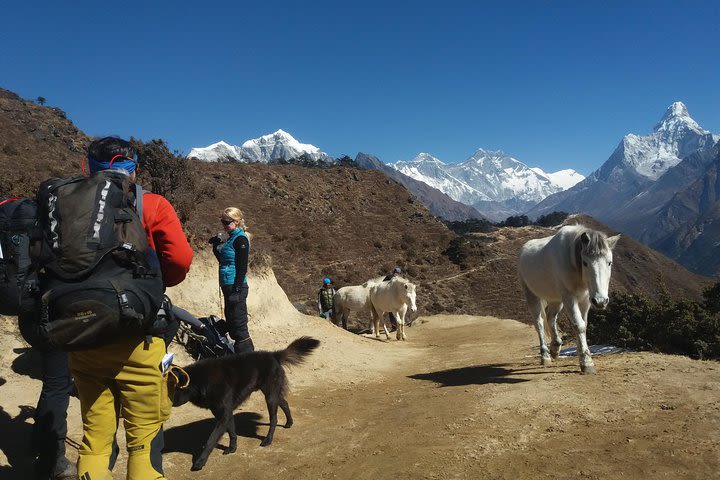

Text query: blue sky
(2, 1), (718, 175)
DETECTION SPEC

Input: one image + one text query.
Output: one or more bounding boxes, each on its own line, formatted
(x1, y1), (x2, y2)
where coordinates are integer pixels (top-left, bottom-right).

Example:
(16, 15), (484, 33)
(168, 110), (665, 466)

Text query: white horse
(518, 225), (620, 374)
(369, 277), (417, 341)
(332, 277), (386, 332)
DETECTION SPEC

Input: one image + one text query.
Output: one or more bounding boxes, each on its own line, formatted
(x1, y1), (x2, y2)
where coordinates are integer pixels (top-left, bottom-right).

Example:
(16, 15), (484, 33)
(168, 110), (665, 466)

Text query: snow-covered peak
(666, 101), (689, 118)
(531, 168), (585, 190)
(188, 140), (243, 162)
(653, 101), (704, 134)
(609, 102), (719, 180)
(408, 152), (445, 165)
(189, 130), (332, 164)
(241, 129), (320, 154)
(390, 148), (582, 206)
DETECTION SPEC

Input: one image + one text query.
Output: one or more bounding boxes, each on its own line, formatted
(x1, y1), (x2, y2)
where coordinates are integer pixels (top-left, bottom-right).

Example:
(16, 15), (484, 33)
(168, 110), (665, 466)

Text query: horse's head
(403, 281), (417, 312)
(576, 230), (621, 309)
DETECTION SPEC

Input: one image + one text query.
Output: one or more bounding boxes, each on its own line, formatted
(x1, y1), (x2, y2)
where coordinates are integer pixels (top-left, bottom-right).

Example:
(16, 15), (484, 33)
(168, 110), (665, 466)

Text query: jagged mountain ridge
(354, 153), (487, 221)
(530, 102), (719, 219)
(390, 150), (583, 221)
(189, 131), (583, 221)
(188, 129), (333, 164)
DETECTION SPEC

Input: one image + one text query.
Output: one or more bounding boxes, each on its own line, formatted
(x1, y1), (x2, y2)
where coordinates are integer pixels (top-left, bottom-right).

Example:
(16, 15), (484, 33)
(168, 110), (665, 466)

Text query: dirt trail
(160, 315), (719, 480)
(1, 262), (719, 479)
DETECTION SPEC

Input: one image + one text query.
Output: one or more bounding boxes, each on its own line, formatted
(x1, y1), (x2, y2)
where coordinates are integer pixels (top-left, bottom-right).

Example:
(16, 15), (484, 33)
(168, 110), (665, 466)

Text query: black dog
(172, 336), (320, 471)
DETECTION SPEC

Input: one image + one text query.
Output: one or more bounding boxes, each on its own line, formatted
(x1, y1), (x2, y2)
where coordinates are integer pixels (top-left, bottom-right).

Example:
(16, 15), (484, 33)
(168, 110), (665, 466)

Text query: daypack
(0, 197), (37, 315)
(27, 170), (165, 350)
(175, 314), (234, 360)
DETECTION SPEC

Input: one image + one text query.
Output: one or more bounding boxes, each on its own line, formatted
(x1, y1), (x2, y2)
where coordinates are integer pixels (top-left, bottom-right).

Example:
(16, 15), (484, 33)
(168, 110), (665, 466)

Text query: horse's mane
(362, 276), (386, 288)
(576, 227), (610, 256)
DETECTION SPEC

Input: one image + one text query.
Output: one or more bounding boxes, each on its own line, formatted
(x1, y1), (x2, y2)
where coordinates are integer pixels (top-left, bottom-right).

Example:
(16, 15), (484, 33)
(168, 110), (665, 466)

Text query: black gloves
(208, 233), (223, 246)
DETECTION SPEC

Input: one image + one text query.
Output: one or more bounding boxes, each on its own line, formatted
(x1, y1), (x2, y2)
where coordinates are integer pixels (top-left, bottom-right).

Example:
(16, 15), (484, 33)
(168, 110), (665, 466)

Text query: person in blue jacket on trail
(210, 207), (254, 354)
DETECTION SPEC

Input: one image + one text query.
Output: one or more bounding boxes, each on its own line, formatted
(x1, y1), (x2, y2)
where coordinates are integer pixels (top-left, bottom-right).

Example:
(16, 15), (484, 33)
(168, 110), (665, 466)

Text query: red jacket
(142, 192), (193, 287)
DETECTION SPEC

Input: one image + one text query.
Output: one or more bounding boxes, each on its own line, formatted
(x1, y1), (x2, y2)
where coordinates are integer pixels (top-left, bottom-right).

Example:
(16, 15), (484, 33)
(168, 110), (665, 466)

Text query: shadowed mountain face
(0, 88), (712, 323)
(354, 153), (486, 222)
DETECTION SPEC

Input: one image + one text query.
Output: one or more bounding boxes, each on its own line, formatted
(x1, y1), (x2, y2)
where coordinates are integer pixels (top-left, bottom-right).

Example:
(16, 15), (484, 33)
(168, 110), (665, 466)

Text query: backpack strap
(134, 183), (143, 219)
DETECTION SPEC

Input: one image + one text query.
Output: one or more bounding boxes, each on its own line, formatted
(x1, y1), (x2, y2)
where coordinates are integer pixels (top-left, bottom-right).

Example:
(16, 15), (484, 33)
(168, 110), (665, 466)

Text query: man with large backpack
(31, 137), (193, 480)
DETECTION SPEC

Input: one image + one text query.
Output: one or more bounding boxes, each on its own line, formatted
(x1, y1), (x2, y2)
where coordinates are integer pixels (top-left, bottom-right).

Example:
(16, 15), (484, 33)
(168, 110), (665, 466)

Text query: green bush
(588, 283), (720, 360)
(131, 138), (199, 223)
(535, 211), (569, 227)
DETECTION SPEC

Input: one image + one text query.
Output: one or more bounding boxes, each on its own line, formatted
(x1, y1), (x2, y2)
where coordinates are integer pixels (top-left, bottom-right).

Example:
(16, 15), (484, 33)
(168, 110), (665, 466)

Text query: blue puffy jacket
(217, 228), (249, 287)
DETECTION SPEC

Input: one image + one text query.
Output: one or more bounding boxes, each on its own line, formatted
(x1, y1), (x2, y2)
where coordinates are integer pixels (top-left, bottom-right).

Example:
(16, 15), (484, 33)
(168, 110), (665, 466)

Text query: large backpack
(0, 196), (37, 315)
(27, 170), (165, 350)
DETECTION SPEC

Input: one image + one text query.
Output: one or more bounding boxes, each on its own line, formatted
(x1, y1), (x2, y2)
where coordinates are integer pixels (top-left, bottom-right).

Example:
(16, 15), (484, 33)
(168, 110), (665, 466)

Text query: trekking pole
(219, 284), (225, 318)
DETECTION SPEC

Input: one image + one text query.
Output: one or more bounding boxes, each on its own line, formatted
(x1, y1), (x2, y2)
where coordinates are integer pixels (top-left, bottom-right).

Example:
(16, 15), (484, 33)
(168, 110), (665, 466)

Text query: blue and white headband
(87, 153), (138, 174)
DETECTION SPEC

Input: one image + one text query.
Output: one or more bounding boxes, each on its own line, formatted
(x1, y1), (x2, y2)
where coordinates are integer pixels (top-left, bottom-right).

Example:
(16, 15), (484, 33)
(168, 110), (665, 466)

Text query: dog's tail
(275, 336), (320, 366)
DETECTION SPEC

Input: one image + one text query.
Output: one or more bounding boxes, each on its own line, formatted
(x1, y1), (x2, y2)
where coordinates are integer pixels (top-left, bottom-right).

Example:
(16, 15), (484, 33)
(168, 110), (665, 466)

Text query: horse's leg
(564, 293), (595, 374)
(341, 308), (348, 330)
(526, 290), (551, 365)
(397, 305), (408, 341)
(578, 294), (595, 374)
(393, 312), (402, 340)
(381, 312), (391, 340)
(370, 304), (381, 339)
(547, 302), (563, 359)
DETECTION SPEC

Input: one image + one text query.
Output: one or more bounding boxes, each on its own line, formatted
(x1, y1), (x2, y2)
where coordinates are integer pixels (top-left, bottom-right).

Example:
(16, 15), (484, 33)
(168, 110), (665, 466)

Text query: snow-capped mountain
(354, 153), (487, 221)
(187, 140), (244, 162)
(188, 129), (333, 164)
(530, 102), (719, 220)
(391, 149), (584, 209)
(631, 102), (717, 180)
(530, 168), (585, 190)
(392, 153), (490, 204)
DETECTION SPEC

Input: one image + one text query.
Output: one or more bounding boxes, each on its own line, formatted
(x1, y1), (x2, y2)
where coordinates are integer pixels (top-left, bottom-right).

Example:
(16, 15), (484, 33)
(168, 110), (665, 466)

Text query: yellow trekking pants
(69, 337), (172, 480)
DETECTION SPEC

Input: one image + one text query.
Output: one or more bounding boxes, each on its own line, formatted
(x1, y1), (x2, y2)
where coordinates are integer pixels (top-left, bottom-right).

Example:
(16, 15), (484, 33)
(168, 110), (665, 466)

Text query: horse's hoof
(581, 364), (597, 375)
(541, 356), (553, 366)
(223, 445), (236, 455)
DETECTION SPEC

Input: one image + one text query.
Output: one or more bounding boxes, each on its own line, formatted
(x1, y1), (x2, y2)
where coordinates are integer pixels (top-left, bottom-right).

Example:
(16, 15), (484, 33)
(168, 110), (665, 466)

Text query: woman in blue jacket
(210, 207), (254, 353)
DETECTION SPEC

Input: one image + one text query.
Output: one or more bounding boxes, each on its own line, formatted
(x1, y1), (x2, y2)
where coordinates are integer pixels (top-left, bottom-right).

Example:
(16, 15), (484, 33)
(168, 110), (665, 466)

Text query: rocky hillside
(0, 88), (713, 327)
(0, 89), (89, 195)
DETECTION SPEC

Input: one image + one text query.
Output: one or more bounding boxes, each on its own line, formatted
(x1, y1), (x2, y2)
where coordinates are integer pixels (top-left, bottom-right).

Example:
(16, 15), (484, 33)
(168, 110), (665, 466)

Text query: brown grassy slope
(0, 87), (713, 325)
(0, 89), (89, 194)
(172, 162), (714, 322)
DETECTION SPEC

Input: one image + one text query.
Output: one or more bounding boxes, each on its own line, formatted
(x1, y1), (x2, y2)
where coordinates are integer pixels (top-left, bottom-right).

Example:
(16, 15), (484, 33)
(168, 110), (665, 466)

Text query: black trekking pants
(222, 284), (254, 354)
(32, 348), (74, 478)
